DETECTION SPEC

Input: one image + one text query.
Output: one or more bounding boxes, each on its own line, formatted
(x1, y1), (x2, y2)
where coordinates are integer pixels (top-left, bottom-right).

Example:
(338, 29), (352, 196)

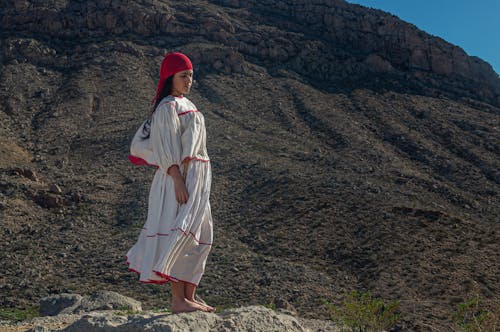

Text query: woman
(126, 52), (215, 314)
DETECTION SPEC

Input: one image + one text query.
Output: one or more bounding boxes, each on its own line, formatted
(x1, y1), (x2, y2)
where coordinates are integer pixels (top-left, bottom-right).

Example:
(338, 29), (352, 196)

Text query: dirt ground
(1, 1), (499, 331)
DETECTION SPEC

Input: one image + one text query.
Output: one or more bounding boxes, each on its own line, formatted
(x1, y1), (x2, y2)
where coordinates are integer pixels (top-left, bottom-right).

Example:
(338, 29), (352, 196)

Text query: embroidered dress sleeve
(180, 111), (203, 163)
(150, 102), (182, 174)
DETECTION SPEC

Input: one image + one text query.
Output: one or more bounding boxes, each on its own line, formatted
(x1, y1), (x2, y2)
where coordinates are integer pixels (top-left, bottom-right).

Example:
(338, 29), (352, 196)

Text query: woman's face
(171, 69), (193, 96)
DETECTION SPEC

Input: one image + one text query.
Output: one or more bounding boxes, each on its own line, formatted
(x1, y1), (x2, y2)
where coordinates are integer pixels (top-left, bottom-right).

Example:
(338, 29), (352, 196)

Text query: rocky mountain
(0, 0), (499, 330)
(2, 0), (499, 105)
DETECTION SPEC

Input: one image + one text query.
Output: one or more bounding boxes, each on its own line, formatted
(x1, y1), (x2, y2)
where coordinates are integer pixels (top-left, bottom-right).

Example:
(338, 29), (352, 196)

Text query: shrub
(0, 306), (39, 322)
(453, 296), (499, 332)
(263, 302), (277, 310)
(324, 290), (400, 332)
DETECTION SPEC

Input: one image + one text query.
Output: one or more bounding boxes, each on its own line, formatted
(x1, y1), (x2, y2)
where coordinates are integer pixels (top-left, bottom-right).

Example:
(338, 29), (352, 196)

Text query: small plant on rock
(263, 302), (277, 310)
(453, 296), (499, 332)
(324, 290), (400, 332)
(151, 307), (171, 314)
(114, 306), (143, 316)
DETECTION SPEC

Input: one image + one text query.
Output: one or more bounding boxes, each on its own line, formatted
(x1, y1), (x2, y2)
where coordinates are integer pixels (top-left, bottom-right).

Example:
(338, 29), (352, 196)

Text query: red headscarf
(151, 52), (193, 105)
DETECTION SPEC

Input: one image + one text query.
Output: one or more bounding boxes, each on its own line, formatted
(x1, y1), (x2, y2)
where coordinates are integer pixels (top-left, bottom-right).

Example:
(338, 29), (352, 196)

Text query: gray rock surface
(39, 291), (142, 316)
(12, 306), (337, 332)
(17, 292), (337, 331)
(27, 327), (52, 332)
(39, 294), (83, 317)
(62, 306), (306, 332)
(77, 291), (142, 313)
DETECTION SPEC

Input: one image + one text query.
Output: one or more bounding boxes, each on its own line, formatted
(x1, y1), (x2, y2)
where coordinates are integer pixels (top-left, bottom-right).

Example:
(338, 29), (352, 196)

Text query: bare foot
(171, 298), (210, 314)
(186, 299), (213, 312)
(190, 296), (216, 312)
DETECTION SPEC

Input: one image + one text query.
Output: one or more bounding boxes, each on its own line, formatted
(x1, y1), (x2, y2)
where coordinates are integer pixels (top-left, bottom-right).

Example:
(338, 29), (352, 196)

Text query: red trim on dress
(146, 233), (170, 237)
(167, 164), (180, 174)
(141, 227), (212, 245)
(138, 226), (213, 245)
(129, 155), (209, 168)
(128, 155), (159, 168)
(178, 110), (199, 116)
(181, 156), (210, 163)
(128, 155), (183, 173)
(158, 100), (175, 109)
(141, 280), (169, 284)
(126, 255), (198, 286)
(154, 270), (198, 287)
(170, 227), (212, 245)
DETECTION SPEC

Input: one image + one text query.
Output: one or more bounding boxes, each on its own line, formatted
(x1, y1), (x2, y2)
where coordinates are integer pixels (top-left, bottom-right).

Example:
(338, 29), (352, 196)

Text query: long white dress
(126, 95), (213, 286)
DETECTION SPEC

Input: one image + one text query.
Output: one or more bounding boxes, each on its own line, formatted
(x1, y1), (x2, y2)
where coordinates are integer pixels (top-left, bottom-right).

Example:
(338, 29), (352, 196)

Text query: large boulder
(39, 291), (142, 316)
(62, 305), (306, 332)
(39, 294), (83, 317)
(23, 292), (338, 331)
(77, 291), (142, 313)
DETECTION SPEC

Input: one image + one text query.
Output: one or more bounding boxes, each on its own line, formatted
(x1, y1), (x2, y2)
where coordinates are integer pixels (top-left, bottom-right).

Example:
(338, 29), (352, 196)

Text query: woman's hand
(173, 177), (189, 204)
(167, 165), (189, 204)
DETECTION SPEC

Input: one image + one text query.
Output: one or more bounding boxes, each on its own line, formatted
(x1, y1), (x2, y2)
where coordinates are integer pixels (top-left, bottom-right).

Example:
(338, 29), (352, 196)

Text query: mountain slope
(1, 0), (499, 330)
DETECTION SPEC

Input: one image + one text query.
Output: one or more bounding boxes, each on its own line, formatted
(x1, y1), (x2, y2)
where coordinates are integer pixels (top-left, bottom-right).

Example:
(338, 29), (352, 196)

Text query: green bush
(324, 290), (400, 332)
(0, 306), (39, 322)
(263, 302), (277, 310)
(453, 296), (499, 332)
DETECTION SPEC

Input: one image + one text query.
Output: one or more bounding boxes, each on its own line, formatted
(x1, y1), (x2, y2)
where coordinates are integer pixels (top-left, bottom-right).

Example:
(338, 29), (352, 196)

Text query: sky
(345, 1), (500, 74)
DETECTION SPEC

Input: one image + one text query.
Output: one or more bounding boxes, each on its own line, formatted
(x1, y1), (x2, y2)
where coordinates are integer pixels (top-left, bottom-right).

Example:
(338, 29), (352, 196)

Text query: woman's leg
(184, 283), (216, 312)
(171, 281), (210, 313)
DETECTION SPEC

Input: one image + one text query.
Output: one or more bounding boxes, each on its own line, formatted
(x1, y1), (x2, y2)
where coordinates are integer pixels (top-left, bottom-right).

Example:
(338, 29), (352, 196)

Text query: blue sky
(346, 1), (499, 74)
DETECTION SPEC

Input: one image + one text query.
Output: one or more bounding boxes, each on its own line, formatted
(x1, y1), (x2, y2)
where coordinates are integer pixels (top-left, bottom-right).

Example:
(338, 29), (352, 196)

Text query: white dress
(126, 95), (213, 286)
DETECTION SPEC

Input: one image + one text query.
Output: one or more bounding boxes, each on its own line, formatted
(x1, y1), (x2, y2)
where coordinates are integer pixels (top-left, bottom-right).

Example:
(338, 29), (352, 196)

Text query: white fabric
(126, 95), (213, 286)
(129, 118), (157, 166)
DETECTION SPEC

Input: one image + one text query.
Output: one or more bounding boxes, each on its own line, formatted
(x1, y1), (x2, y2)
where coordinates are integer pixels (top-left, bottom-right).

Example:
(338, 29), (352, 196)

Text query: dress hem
(125, 256), (199, 287)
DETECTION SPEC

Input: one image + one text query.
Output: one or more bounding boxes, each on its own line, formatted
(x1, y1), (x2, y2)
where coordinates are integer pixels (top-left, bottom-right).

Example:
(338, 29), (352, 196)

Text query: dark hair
(152, 75), (174, 112)
(141, 75), (174, 139)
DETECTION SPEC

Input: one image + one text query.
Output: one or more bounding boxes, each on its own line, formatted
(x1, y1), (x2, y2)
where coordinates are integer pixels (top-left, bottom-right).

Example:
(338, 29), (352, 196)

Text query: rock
(61, 305), (305, 332)
(214, 0), (499, 105)
(12, 167), (39, 181)
(11, 304), (335, 332)
(63, 313), (130, 332)
(217, 305), (304, 331)
(364, 54), (394, 72)
(298, 317), (339, 332)
(274, 296), (297, 315)
(69, 191), (84, 203)
(0, 0), (498, 105)
(22, 313), (85, 332)
(49, 184), (63, 194)
(76, 291), (142, 313)
(40, 293), (83, 316)
(27, 326), (51, 332)
(39, 291), (142, 316)
(34, 190), (64, 208)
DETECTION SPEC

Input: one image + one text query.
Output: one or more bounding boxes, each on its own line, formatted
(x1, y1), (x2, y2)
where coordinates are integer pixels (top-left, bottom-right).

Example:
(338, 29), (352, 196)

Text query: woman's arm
(167, 164), (189, 204)
(151, 102), (182, 174)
